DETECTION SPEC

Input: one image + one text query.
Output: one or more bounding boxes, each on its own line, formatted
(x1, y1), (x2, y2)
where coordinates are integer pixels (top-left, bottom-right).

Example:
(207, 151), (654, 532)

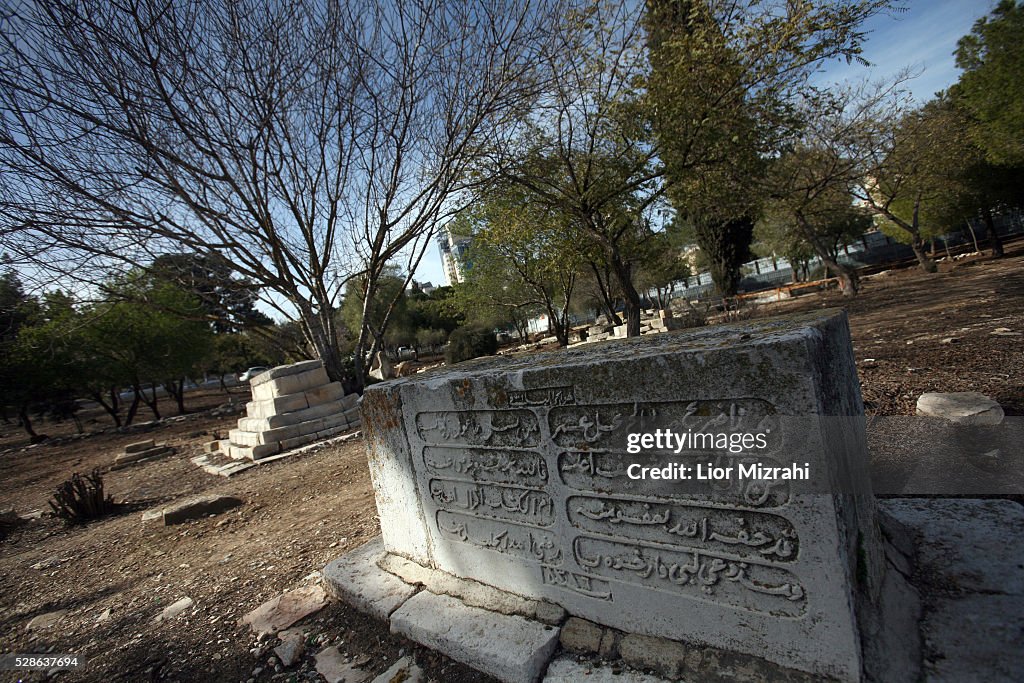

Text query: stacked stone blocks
(224, 360), (361, 460)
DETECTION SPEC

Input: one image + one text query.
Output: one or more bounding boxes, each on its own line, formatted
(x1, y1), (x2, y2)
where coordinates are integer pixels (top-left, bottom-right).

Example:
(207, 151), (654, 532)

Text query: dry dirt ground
(1, 243), (1022, 683)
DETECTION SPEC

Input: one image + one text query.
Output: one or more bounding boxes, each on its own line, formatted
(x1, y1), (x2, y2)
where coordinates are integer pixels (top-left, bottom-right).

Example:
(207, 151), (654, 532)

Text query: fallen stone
(322, 538), (418, 621)
(124, 439), (156, 453)
(162, 495), (243, 525)
(389, 591), (560, 683)
(96, 607), (112, 623)
(916, 392), (1004, 425)
(543, 655), (667, 682)
(241, 584), (328, 636)
(113, 445), (174, 466)
(315, 646), (371, 683)
(559, 617), (603, 654)
(141, 509), (162, 522)
(274, 629), (306, 667)
(26, 610), (67, 631)
(371, 656), (424, 683)
(202, 440), (222, 453)
(155, 597), (194, 622)
(29, 556), (66, 570)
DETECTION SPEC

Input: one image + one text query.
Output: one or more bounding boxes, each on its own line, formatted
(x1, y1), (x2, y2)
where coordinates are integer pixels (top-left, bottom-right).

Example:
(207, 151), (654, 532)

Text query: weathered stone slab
(239, 397), (348, 433)
(879, 499), (1024, 596)
(389, 591), (560, 683)
(915, 391), (1004, 425)
(544, 656), (667, 683)
(250, 359), (324, 386)
(322, 538), (419, 620)
(228, 443), (280, 461)
(371, 656), (424, 683)
(379, 552), (565, 624)
(304, 381), (346, 408)
(124, 439), (156, 453)
(362, 310), (884, 682)
(113, 445), (173, 465)
(252, 366), (331, 401)
(246, 393), (309, 419)
(162, 494), (243, 524)
(241, 584), (328, 636)
(879, 498), (1024, 683)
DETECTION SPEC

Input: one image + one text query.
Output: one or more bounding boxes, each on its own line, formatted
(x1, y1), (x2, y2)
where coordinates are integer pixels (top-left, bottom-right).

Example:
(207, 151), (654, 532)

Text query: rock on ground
(241, 584), (328, 636)
(315, 646), (372, 683)
(915, 392), (1004, 425)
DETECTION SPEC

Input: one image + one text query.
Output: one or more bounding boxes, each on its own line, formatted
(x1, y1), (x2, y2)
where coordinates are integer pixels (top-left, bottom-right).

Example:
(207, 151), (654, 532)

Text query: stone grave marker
(361, 310), (885, 681)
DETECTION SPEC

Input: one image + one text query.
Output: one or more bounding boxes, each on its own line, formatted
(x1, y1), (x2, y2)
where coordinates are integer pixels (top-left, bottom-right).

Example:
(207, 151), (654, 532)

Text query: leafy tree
(83, 277), (214, 419)
(647, 0), (888, 295)
(488, 3), (665, 338)
(635, 231), (691, 309)
(457, 185), (583, 346)
(1, 287), (79, 438)
(754, 210), (818, 283)
(148, 254), (272, 333)
(954, 0), (1024, 166)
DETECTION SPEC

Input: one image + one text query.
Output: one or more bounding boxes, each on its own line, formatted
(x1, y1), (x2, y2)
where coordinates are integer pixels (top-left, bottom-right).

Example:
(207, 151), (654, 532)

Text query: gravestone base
(325, 497), (1021, 682)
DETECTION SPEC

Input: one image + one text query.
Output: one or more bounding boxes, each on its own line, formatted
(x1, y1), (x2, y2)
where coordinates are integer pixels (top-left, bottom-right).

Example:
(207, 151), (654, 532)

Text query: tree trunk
(795, 215), (858, 296)
(166, 379), (186, 414)
(125, 388), (140, 425)
(18, 404), (38, 439)
(965, 220), (980, 252)
(90, 390), (122, 428)
(908, 233), (936, 273)
(135, 383), (160, 420)
(589, 262), (621, 326)
(909, 201), (936, 273)
(610, 254), (641, 337)
(983, 207), (1005, 257)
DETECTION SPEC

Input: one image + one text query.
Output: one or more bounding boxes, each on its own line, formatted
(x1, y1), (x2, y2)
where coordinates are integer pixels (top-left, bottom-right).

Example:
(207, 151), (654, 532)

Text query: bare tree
(0, 0), (557, 384)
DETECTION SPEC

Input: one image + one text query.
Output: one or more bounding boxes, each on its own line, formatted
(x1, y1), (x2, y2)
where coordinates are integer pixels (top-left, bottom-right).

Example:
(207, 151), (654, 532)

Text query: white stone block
(246, 393), (308, 419)
(249, 359), (323, 387)
(390, 591), (560, 683)
(361, 310), (885, 681)
(252, 366), (330, 401)
(322, 537), (419, 620)
(304, 381), (346, 408)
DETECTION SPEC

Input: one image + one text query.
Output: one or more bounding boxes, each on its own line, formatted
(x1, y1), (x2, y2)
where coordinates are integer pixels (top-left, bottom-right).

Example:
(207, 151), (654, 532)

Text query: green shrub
(445, 326), (498, 364)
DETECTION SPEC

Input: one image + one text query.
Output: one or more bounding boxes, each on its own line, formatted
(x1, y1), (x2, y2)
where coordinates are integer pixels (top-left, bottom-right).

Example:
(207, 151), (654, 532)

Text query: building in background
(437, 226), (473, 285)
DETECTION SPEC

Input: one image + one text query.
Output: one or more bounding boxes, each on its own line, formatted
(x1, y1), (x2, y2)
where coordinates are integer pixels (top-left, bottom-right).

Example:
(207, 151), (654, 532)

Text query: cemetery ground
(0, 243), (1022, 683)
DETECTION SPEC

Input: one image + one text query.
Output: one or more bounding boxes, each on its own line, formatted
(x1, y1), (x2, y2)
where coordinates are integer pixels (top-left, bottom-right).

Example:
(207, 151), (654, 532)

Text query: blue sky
(413, 0), (998, 288)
